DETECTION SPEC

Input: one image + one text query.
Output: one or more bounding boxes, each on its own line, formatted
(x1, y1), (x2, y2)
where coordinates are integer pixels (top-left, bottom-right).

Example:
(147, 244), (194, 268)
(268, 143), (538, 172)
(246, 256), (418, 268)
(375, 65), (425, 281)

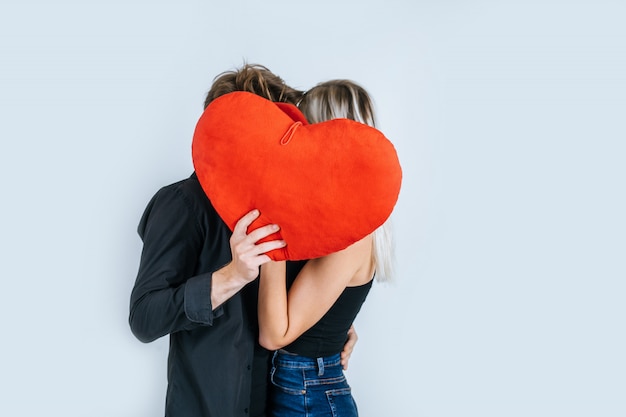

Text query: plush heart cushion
(192, 91), (402, 261)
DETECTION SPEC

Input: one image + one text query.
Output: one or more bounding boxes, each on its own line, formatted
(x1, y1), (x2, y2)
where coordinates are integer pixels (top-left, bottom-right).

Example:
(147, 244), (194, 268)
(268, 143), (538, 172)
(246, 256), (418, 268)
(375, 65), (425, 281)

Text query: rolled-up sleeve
(184, 273), (224, 325)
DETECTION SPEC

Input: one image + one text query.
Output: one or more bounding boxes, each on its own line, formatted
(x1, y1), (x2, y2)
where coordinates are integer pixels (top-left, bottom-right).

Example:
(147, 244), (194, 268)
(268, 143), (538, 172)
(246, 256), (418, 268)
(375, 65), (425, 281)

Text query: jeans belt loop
(317, 357), (325, 377)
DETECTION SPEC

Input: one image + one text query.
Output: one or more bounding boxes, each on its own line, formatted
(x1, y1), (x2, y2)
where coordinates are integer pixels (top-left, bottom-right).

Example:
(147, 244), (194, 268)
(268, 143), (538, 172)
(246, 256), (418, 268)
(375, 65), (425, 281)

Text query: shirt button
(247, 365), (251, 370)
(244, 408), (249, 413)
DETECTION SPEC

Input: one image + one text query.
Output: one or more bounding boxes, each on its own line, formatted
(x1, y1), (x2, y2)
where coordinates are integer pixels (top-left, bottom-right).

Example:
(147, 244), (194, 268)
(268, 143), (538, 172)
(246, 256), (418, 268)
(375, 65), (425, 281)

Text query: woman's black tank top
(283, 260), (373, 358)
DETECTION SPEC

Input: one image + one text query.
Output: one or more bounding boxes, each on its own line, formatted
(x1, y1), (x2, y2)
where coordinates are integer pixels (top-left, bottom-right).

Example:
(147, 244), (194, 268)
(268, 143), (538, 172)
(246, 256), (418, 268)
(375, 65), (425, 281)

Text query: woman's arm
(258, 235), (372, 350)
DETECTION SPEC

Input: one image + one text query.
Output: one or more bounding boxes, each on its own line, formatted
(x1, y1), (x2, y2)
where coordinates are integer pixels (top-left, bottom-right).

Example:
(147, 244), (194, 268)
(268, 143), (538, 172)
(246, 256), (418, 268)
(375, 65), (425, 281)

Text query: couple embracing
(129, 63), (401, 417)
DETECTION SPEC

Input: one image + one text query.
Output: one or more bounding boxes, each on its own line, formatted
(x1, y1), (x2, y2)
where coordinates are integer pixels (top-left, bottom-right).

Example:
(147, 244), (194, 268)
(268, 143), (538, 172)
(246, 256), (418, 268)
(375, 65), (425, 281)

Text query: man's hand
(341, 325), (358, 370)
(211, 210), (285, 310)
(228, 209), (285, 283)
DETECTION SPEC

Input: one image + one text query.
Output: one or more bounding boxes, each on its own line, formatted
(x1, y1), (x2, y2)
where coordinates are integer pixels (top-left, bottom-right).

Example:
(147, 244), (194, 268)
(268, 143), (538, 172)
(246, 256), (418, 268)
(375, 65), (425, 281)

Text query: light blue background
(1, 1), (624, 416)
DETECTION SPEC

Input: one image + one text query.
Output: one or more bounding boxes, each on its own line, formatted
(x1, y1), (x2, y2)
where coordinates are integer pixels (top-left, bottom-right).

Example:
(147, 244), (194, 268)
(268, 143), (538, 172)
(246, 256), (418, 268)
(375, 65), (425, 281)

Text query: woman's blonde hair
(299, 80), (395, 282)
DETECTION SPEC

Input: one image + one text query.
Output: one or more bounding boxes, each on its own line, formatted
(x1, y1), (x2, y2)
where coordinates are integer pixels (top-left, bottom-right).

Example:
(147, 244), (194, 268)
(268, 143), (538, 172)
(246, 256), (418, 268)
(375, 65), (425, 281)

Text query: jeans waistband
(273, 350), (342, 369)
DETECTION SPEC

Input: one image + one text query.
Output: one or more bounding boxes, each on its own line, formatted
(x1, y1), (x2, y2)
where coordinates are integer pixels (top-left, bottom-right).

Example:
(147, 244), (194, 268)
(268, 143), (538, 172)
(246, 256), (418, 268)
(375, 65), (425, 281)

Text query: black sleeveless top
(283, 261), (373, 358)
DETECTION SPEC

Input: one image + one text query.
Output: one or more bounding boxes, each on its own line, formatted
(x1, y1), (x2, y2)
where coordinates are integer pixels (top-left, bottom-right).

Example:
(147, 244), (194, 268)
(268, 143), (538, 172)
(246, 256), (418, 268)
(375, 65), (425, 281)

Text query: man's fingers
(232, 209), (260, 236)
(230, 210), (284, 274)
(246, 223), (280, 244)
(255, 253), (272, 266)
(253, 240), (286, 257)
(341, 326), (358, 370)
(346, 326), (358, 346)
(232, 210), (281, 245)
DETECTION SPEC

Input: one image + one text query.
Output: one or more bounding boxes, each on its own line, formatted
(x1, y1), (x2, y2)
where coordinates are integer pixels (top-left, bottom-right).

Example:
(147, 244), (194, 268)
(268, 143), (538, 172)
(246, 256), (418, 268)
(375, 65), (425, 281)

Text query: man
(129, 64), (356, 417)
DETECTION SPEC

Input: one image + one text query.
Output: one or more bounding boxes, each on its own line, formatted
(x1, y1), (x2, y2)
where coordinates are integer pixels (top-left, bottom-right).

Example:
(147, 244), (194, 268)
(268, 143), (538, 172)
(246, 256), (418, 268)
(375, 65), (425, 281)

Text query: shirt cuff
(184, 273), (224, 325)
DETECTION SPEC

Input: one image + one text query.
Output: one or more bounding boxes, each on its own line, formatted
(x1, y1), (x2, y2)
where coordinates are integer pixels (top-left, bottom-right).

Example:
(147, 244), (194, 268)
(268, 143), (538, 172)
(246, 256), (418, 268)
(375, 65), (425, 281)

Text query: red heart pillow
(192, 92), (402, 261)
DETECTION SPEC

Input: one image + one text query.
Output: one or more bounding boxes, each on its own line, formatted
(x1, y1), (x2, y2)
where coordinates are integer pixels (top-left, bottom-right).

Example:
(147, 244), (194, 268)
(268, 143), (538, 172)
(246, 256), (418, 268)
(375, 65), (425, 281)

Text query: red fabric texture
(192, 92), (402, 261)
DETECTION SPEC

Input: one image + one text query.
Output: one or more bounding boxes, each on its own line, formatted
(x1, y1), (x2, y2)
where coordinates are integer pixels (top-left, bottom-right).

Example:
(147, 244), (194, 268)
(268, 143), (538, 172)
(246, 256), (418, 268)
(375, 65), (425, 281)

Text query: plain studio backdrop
(1, 1), (624, 416)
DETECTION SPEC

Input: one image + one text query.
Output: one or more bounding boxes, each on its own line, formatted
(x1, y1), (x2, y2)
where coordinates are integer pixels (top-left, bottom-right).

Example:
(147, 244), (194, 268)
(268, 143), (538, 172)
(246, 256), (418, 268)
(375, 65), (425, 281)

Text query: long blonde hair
(299, 80), (395, 282)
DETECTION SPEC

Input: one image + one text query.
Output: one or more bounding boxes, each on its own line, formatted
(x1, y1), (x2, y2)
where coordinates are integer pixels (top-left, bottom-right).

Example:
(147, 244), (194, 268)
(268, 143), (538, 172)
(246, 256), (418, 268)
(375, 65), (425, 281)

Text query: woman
(258, 80), (394, 417)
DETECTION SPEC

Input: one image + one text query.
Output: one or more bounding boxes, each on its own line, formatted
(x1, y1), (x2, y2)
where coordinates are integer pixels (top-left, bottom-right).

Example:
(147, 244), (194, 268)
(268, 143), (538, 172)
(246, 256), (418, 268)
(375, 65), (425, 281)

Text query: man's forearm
(211, 262), (254, 310)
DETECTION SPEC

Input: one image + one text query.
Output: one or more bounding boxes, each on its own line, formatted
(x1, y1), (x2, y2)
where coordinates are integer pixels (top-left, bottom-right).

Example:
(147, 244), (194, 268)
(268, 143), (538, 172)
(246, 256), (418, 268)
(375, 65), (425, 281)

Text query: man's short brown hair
(204, 64), (303, 109)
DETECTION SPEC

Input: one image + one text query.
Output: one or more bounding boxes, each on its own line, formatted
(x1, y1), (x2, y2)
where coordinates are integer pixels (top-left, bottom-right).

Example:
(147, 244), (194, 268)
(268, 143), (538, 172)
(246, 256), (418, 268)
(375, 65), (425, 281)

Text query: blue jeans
(269, 350), (358, 417)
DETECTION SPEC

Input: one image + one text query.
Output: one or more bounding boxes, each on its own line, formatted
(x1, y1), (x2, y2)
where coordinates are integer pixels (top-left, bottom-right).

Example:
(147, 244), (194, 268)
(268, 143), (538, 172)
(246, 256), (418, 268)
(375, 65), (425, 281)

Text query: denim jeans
(269, 350), (358, 417)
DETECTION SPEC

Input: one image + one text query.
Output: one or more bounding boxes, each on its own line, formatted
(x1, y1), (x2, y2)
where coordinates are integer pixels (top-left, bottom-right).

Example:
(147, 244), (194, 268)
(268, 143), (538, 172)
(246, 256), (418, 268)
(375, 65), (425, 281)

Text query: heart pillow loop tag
(192, 91), (402, 261)
(279, 121), (302, 145)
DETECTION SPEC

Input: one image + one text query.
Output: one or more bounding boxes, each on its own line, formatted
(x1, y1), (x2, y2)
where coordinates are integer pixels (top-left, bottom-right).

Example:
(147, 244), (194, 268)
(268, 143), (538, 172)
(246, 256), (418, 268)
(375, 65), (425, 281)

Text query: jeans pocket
(326, 388), (358, 417)
(270, 365), (306, 395)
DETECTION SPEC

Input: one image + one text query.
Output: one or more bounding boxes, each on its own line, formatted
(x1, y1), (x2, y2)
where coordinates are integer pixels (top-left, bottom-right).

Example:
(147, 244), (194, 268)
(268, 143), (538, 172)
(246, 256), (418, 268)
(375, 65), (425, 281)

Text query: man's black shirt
(129, 173), (268, 417)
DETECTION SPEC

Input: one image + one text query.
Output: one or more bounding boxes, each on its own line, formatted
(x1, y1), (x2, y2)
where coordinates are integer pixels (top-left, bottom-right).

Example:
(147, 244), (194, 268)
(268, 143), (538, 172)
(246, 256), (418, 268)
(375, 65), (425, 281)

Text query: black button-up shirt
(129, 173), (268, 417)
